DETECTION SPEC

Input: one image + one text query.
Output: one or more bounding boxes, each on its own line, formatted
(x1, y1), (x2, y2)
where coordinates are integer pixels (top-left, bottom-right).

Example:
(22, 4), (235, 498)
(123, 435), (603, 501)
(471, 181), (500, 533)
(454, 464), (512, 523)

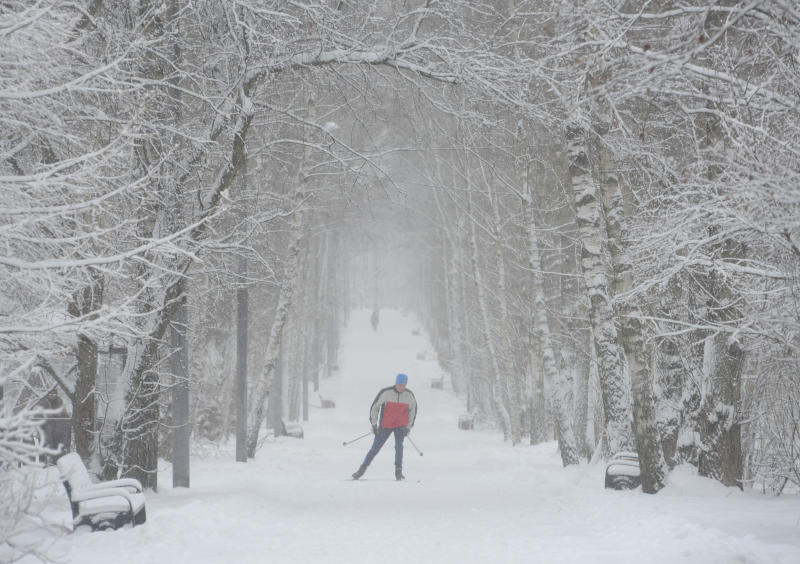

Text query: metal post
(235, 253), (248, 462)
(302, 362), (309, 422)
(171, 302), (190, 487)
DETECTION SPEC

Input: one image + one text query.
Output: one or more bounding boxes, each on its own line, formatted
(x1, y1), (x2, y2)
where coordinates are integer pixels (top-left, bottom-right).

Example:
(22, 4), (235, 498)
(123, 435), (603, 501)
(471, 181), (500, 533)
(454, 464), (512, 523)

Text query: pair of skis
(349, 478), (420, 482)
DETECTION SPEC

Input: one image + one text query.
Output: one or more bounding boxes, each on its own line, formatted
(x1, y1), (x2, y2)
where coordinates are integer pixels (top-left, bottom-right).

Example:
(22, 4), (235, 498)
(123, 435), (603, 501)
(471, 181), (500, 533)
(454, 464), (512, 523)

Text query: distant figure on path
(352, 373), (417, 481)
(370, 309), (379, 331)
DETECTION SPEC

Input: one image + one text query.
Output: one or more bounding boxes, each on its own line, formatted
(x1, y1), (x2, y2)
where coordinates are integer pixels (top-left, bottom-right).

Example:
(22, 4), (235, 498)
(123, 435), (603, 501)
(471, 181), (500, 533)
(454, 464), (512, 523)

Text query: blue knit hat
(395, 373), (408, 385)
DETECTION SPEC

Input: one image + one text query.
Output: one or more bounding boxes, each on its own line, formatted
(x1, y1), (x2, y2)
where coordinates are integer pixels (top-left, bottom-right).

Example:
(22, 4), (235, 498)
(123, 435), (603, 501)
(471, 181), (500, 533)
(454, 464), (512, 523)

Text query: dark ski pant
(362, 426), (406, 468)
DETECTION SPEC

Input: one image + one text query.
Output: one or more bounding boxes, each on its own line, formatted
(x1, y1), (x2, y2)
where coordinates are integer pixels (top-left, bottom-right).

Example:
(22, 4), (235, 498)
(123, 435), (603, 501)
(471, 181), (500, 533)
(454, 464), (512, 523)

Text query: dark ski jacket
(369, 385), (418, 429)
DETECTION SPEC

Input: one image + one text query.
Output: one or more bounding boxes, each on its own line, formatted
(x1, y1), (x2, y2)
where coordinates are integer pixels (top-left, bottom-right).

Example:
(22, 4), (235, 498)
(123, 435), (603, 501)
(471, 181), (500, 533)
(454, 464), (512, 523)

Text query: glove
(405, 427), (411, 436)
(371, 425), (377, 435)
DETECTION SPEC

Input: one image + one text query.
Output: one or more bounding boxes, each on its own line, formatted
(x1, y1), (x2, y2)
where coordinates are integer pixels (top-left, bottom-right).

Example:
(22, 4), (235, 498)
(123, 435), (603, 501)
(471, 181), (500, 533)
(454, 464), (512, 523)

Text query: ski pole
(342, 431), (372, 446)
(407, 435), (423, 456)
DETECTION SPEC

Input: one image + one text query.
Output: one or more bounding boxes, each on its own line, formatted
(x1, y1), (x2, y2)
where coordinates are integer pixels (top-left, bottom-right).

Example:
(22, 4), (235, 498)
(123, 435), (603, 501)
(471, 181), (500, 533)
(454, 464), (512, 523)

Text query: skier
(352, 373), (417, 481)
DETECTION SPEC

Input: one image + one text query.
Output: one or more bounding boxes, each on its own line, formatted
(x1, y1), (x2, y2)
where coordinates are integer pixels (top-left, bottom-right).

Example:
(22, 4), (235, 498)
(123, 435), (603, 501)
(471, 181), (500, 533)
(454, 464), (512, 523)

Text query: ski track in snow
(25, 309), (800, 564)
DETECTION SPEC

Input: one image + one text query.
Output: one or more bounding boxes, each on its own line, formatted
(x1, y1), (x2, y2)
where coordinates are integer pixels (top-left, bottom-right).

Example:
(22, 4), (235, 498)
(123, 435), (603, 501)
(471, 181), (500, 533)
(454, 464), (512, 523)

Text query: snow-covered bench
(57, 453), (147, 531)
(604, 451), (641, 490)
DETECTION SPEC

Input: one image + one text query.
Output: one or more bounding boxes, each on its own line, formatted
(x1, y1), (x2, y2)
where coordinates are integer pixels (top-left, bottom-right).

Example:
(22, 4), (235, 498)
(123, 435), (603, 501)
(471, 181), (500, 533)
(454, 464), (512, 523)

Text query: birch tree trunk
(567, 121), (634, 455)
(596, 144), (667, 492)
(431, 174), (466, 394)
(528, 330), (547, 445)
(440, 235), (456, 374)
(299, 241), (314, 422)
(287, 318), (302, 422)
(313, 234), (327, 393)
(573, 340), (592, 460)
(615, 263), (668, 492)
(246, 188), (308, 455)
(246, 88), (318, 454)
(455, 223), (476, 410)
(446, 238), (467, 395)
(466, 188), (511, 439)
(524, 162), (579, 465)
(486, 172), (523, 444)
(325, 230), (340, 379)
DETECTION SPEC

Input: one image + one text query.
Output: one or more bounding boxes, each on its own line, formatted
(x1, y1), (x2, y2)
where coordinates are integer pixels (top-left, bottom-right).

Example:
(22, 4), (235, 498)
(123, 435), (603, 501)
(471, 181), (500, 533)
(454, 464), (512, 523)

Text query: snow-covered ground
(23, 309), (800, 564)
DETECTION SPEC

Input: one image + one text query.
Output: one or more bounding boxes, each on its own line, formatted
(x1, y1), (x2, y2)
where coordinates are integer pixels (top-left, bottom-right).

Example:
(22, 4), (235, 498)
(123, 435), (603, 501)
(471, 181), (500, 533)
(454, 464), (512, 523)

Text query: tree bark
(466, 188), (512, 439)
(567, 121), (634, 455)
(67, 272), (103, 462)
(487, 173), (523, 444)
(524, 168), (579, 465)
(431, 176), (466, 394)
(247, 188), (308, 456)
(325, 230), (340, 379)
(596, 144), (667, 492)
(697, 236), (745, 489)
(573, 337), (592, 460)
(655, 339), (683, 468)
(698, 331), (744, 488)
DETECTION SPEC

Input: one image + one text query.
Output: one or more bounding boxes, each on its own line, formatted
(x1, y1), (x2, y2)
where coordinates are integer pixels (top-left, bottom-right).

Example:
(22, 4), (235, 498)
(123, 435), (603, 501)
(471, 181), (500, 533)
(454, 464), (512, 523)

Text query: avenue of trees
(1, 0), (798, 558)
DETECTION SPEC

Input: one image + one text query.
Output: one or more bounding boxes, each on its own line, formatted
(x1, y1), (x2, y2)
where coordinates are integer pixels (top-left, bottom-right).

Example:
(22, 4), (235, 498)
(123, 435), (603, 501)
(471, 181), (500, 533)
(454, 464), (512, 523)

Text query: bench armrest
(70, 487), (137, 505)
(86, 478), (143, 493)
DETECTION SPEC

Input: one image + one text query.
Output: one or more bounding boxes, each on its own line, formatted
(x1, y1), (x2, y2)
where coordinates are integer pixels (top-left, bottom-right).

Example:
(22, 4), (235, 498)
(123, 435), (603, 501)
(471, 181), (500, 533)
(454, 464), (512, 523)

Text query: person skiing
(352, 373), (417, 481)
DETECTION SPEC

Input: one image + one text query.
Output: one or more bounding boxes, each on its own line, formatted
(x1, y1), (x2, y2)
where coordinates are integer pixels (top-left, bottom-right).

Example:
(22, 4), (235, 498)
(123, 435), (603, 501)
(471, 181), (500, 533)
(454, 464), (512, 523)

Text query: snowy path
(35, 310), (800, 564)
